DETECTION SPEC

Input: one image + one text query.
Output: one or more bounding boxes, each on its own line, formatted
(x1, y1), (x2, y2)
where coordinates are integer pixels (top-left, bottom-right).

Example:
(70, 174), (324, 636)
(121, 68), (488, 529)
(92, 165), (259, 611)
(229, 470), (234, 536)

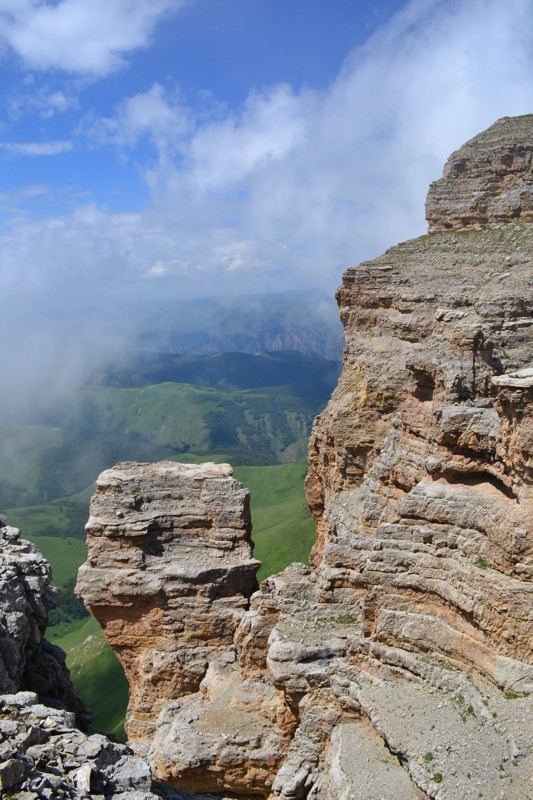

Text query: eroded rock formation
(0, 518), (212, 800)
(76, 461), (290, 796)
(426, 113), (533, 231)
(77, 116), (533, 800)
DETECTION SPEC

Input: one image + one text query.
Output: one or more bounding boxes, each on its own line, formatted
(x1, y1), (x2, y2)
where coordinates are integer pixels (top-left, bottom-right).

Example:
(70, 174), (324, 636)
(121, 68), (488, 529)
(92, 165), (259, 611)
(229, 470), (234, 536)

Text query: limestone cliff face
(76, 462), (290, 797)
(426, 114), (533, 231)
(306, 228), (533, 687)
(77, 462), (260, 742)
(78, 117), (533, 800)
(307, 116), (533, 689)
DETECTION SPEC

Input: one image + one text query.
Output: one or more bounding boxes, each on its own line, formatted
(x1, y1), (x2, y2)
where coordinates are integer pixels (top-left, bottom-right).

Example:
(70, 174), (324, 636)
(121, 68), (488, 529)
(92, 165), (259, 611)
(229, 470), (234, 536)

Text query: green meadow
(234, 461), (315, 581)
(48, 616), (129, 740)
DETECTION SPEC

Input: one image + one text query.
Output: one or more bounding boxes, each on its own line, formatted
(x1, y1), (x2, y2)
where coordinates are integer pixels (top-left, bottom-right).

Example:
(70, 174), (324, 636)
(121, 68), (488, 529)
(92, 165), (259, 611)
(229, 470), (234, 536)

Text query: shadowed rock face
(78, 117), (533, 800)
(0, 518), (86, 724)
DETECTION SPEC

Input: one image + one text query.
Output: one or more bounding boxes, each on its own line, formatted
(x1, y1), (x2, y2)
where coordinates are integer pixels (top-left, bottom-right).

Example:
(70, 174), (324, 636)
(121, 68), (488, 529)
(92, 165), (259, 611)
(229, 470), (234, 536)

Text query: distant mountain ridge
(134, 289), (344, 359)
(93, 349), (340, 393)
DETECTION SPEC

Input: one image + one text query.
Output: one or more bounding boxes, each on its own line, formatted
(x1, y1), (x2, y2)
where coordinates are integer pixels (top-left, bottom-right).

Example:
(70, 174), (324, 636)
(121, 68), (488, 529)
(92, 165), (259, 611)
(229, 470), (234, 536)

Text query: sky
(2, 0), (533, 411)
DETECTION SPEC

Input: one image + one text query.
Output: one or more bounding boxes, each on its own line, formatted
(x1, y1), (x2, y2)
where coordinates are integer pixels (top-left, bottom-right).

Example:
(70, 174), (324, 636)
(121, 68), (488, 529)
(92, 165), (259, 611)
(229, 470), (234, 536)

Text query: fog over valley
(2, 0), (533, 408)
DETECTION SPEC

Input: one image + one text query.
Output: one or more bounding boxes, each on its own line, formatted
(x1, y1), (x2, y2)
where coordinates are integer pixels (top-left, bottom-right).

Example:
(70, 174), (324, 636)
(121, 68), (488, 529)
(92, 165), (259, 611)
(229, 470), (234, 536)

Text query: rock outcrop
(78, 116), (533, 800)
(1, 686), (241, 800)
(426, 113), (533, 231)
(0, 518), (85, 723)
(0, 519), (234, 799)
(76, 462), (291, 796)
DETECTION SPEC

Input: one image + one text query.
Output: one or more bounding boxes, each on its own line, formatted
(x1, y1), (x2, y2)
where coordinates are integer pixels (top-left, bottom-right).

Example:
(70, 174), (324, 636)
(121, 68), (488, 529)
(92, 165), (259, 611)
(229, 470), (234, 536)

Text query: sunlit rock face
(79, 117), (533, 800)
(76, 461), (293, 796)
(76, 462), (260, 735)
(426, 114), (533, 231)
(306, 117), (533, 689)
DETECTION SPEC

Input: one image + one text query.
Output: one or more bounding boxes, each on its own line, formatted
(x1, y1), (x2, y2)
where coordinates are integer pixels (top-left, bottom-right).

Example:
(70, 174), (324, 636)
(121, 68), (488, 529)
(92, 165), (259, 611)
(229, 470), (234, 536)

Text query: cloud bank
(2, 0), (533, 412)
(0, 139), (73, 155)
(0, 0), (185, 76)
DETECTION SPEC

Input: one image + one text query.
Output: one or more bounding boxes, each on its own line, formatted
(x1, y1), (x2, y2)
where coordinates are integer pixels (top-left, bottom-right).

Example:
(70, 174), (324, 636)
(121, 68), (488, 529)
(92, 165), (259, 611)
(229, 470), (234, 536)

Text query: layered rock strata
(426, 113), (533, 231)
(78, 116), (533, 800)
(76, 462), (291, 795)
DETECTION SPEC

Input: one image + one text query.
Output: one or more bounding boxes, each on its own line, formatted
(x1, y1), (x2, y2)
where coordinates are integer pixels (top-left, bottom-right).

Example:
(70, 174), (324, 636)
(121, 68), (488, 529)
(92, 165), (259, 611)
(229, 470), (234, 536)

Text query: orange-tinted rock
(78, 118), (533, 800)
(306, 220), (533, 690)
(76, 462), (260, 736)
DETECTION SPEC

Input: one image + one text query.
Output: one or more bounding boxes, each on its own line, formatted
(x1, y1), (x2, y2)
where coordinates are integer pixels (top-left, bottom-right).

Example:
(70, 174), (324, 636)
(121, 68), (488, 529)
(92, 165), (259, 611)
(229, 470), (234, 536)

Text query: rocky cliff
(77, 116), (533, 800)
(0, 517), (233, 799)
(0, 519), (143, 797)
(0, 516), (85, 721)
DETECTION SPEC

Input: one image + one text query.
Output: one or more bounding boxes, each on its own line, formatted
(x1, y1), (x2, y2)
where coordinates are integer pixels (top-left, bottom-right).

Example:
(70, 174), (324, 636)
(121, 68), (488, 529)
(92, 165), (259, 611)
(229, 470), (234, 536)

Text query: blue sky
(0, 0), (401, 218)
(2, 0), (533, 407)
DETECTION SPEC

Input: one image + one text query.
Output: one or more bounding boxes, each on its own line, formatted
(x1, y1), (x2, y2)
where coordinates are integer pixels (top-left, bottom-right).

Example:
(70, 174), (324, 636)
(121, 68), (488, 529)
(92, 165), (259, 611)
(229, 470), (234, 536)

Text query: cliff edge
(77, 116), (533, 800)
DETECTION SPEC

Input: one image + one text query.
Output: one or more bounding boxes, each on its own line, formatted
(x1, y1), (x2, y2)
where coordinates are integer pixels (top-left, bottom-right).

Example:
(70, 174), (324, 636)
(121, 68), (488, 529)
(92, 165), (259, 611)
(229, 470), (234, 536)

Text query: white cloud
(83, 83), (191, 154)
(0, 139), (73, 155)
(123, 0), (533, 289)
(6, 0), (533, 288)
(8, 86), (78, 119)
(0, 0), (185, 76)
(187, 84), (314, 191)
(2, 0), (533, 407)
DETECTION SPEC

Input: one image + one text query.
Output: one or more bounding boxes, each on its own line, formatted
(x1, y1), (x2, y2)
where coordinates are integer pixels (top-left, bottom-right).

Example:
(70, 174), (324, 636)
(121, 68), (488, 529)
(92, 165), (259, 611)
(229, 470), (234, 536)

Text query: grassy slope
(234, 461), (315, 581)
(30, 536), (86, 588)
(48, 616), (129, 741)
(79, 381), (316, 462)
(4, 485), (92, 536)
(81, 383), (213, 450)
(1, 352), (339, 505)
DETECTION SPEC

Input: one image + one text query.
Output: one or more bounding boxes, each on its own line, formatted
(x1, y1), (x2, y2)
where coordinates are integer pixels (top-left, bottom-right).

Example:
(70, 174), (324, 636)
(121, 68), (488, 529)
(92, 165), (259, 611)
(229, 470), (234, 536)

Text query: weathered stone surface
(147, 658), (288, 796)
(426, 114), (533, 231)
(75, 461), (286, 793)
(76, 117), (533, 800)
(0, 519), (86, 724)
(0, 690), (226, 800)
(0, 517), (235, 800)
(306, 224), (533, 688)
(319, 720), (425, 800)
